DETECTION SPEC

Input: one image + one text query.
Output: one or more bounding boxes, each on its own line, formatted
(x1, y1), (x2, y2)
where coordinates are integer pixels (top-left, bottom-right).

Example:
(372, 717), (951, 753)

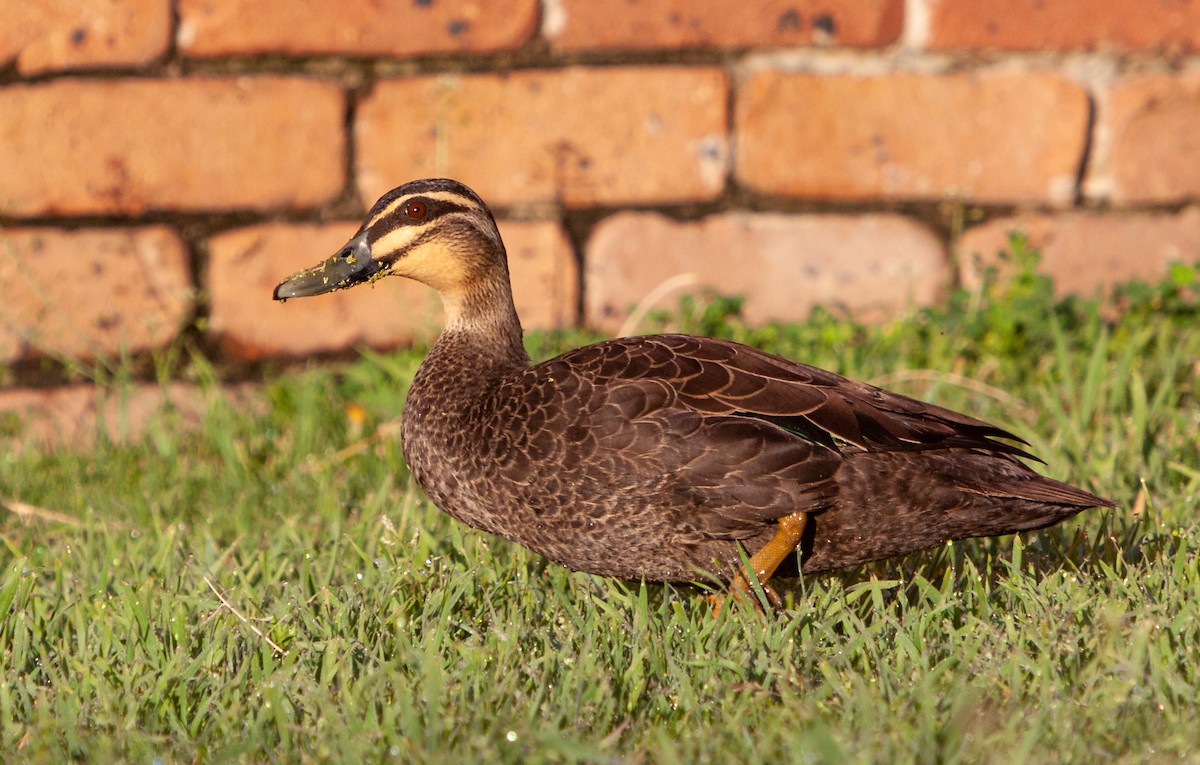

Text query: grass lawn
(2, 253), (1198, 763)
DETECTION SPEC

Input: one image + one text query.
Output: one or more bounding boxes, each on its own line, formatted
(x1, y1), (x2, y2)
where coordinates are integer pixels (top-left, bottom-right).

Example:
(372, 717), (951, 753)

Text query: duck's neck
(425, 275), (531, 388)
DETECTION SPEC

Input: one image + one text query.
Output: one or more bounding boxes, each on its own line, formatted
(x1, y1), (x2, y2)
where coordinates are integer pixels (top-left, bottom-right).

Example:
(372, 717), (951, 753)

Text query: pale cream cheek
(387, 242), (467, 293)
(370, 226), (419, 261)
(370, 228), (461, 291)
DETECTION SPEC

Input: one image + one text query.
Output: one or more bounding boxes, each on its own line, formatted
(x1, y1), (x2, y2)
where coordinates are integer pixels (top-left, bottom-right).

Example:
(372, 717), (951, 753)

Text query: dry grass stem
(203, 575), (287, 655)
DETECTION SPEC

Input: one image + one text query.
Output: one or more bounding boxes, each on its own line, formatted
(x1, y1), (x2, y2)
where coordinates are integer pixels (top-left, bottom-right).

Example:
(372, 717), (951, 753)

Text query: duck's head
(273, 178), (507, 304)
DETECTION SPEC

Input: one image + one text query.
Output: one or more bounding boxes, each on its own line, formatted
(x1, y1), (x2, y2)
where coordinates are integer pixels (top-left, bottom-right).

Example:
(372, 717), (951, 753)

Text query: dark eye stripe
(367, 198), (475, 245)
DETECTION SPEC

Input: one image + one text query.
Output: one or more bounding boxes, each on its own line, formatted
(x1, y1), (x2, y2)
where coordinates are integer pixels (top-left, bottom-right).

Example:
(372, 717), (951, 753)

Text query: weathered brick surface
(4, 0), (1198, 378)
(356, 68), (728, 208)
(585, 212), (947, 332)
(959, 209), (1200, 296)
(736, 70), (1088, 204)
(546, 0), (902, 51)
(501, 220), (580, 330)
(1092, 74), (1200, 204)
(207, 219), (577, 360)
(927, 0), (1200, 52)
(0, 77), (344, 216)
(177, 0), (537, 57)
(0, 382), (259, 451)
(0, 0), (170, 74)
(0, 226), (193, 361)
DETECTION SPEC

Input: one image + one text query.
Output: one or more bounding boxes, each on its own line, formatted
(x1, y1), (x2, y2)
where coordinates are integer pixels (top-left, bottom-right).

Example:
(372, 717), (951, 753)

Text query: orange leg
(710, 511), (807, 615)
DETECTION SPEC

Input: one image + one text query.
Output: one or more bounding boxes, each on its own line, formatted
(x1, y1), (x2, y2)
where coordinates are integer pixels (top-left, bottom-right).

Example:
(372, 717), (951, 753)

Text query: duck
(274, 178), (1115, 606)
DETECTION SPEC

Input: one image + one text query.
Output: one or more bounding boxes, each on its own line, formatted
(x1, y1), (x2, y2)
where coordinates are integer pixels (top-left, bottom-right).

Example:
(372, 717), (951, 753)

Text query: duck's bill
(272, 233), (384, 300)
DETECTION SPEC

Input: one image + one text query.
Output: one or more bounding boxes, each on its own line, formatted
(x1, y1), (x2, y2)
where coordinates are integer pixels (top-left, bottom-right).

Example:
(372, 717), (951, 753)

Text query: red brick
(0, 382), (259, 451)
(0, 0), (170, 74)
(0, 77), (344, 217)
(207, 219), (577, 360)
(928, 0), (1200, 52)
(585, 211), (947, 332)
(502, 220), (580, 330)
(546, 0), (902, 51)
(356, 68), (728, 208)
(959, 209), (1200, 296)
(177, 0), (537, 57)
(736, 70), (1088, 204)
(0, 226), (193, 362)
(1093, 74), (1200, 204)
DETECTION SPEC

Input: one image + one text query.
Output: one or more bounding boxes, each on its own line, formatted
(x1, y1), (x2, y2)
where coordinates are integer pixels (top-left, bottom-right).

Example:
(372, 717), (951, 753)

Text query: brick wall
(2, 1), (1199, 412)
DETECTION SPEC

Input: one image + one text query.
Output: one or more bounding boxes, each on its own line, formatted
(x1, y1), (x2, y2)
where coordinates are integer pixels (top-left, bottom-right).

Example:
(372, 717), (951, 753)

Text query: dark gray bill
(273, 233), (384, 300)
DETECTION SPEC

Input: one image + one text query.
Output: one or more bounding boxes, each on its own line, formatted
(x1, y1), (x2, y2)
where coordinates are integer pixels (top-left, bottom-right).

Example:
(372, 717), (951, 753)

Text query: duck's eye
(404, 200), (428, 220)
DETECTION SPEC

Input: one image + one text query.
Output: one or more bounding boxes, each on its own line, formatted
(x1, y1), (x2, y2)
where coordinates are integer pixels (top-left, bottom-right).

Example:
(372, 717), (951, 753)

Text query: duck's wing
(555, 334), (1036, 459)
(489, 333), (1035, 541)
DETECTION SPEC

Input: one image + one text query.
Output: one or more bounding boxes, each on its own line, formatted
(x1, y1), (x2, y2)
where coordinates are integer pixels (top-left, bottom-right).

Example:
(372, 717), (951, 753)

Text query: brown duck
(274, 178), (1115, 605)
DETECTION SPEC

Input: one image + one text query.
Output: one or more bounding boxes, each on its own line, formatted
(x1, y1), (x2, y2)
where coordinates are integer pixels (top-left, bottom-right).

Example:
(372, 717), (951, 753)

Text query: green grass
(2, 249), (1198, 763)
